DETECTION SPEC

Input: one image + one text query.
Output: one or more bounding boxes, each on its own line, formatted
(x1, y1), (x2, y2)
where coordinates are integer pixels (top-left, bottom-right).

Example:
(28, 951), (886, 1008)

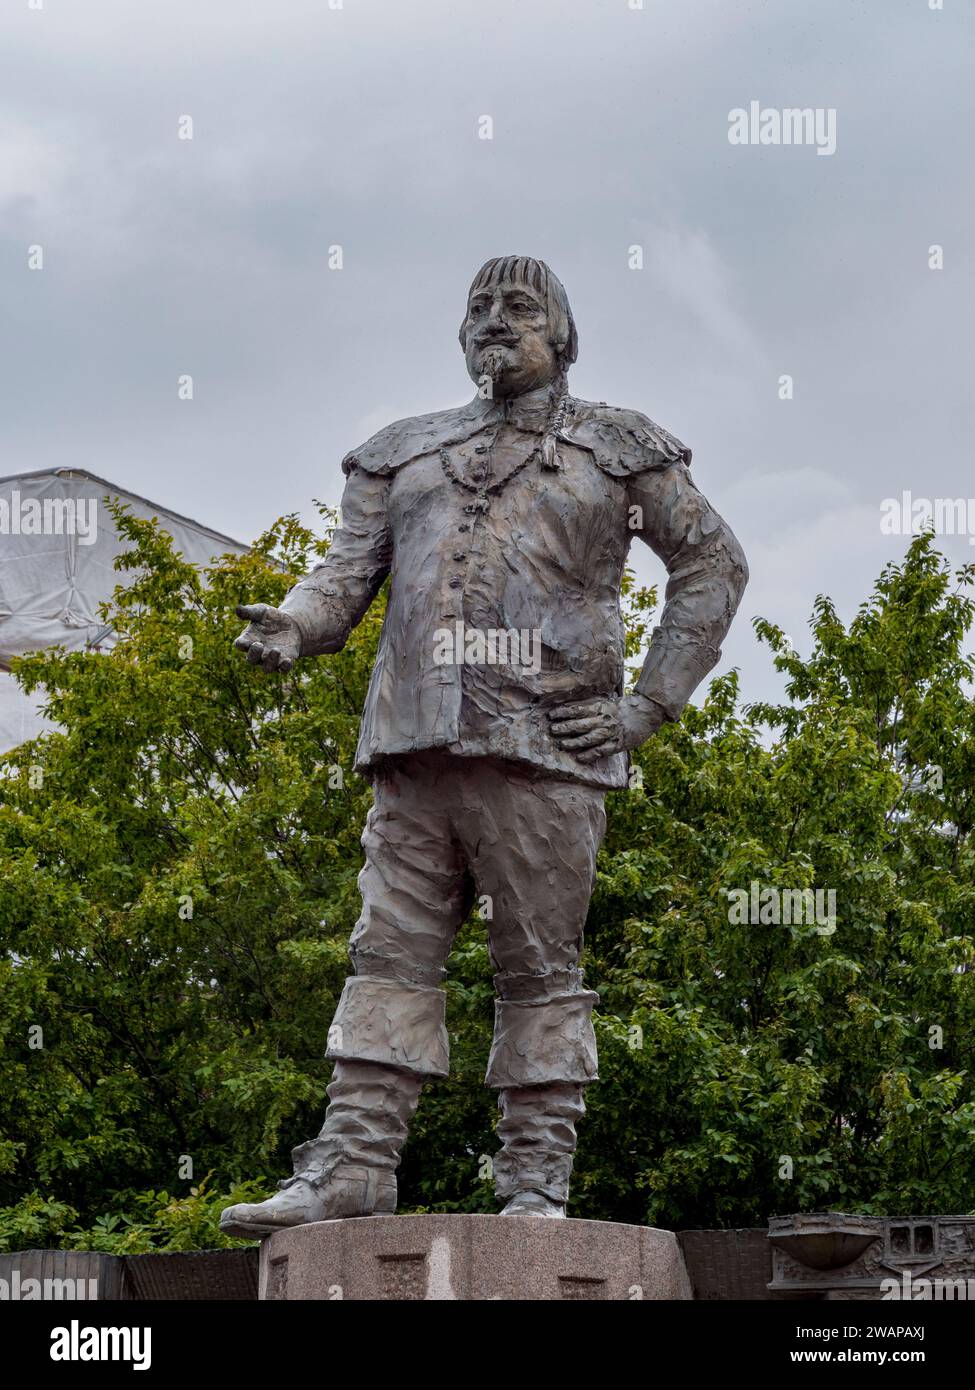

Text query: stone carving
(220, 256), (748, 1238)
(769, 1212), (975, 1300)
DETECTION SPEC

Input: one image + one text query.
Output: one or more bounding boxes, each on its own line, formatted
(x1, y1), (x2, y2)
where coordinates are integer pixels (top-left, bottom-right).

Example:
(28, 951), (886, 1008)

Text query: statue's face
(462, 279), (560, 398)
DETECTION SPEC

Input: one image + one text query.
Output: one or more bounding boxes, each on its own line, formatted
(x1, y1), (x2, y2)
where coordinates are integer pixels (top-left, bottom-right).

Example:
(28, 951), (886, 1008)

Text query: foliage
(1, 514), (973, 1247)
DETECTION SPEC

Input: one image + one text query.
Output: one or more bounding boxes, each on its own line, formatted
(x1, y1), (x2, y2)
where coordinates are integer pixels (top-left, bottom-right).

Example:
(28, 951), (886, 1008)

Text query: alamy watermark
(432, 622), (541, 675)
(728, 102), (836, 157)
(50, 1320), (151, 1370)
(881, 491), (975, 545)
(727, 881), (837, 935)
(882, 1271), (973, 1300)
(1, 1269), (98, 1300)
(0, 491), (98, 545)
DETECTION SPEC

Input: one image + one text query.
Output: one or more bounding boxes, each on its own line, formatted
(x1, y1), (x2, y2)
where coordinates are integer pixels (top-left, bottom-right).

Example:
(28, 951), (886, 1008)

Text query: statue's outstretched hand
(547, 693), (665, 765)
(233, 603), (302, 673)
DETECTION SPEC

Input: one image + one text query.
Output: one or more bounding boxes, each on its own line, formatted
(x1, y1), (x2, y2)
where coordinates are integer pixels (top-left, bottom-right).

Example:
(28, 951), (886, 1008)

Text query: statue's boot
(494, 1080), (586, 1219)
(501, 1189), (567, 1218)
(220, 974), (448, 1239)
(218, 1168), (395, 1239)
(219, 1059), (423, 1238)
(485, 976), (598, 1218)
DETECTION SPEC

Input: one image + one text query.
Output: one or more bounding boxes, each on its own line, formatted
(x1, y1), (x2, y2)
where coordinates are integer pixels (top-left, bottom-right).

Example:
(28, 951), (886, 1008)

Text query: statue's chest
(388, 426), (623, 540)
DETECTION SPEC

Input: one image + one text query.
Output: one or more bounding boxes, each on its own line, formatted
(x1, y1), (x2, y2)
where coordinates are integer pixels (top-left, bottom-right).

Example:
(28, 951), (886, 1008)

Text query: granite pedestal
(259, 1214), (692, 1301)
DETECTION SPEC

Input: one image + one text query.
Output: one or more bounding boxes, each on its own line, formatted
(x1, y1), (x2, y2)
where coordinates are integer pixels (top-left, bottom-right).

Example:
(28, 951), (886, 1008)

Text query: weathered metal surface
(223, 257), (748, 1235)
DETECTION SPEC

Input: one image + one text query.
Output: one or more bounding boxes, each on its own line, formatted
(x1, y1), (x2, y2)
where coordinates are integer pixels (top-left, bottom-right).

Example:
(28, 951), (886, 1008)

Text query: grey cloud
(1, 0), (971, 707)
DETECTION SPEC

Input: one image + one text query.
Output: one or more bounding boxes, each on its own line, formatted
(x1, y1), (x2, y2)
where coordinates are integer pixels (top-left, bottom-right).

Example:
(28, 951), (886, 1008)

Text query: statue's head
(459, 256), (578, 398)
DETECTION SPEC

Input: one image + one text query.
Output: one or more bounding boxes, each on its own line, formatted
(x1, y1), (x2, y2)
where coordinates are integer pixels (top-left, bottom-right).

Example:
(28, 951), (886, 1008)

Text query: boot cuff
(486, 992), (599, 1087)
(327, 975), (449, 1078)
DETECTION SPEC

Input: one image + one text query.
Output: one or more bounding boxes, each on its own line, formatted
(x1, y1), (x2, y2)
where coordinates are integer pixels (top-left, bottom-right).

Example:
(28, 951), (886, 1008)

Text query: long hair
(458, 256), (578, 369)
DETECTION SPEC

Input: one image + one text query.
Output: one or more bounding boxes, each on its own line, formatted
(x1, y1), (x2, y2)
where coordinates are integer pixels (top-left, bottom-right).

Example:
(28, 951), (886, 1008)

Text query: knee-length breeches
(325, 750), (607, 1089)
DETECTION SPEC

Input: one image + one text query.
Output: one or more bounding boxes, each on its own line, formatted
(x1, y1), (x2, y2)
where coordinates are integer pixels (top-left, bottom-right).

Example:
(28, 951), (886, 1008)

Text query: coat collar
(343, 384), (562, 475)
(490, 381), (563, 431)
(342, 385), (690, 478)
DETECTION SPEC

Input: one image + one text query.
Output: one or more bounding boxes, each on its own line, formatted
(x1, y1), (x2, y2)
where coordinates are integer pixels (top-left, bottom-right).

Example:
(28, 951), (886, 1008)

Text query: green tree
(0, 519), (972, 1247)
(582, 534), (975, 1225)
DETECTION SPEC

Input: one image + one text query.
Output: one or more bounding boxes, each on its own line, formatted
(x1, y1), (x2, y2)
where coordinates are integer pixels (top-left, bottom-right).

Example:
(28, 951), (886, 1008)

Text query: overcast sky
(2, 0), (972, 707)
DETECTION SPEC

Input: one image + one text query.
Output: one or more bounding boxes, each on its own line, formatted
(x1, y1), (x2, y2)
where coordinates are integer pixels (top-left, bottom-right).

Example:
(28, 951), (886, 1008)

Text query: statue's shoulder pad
(342, 402), (484, 476)
(562, 398), (692, 477)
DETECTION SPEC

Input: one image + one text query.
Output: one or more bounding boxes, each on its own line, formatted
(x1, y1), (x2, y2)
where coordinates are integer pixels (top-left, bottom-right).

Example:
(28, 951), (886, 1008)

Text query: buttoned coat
(280, 387), (748, 788)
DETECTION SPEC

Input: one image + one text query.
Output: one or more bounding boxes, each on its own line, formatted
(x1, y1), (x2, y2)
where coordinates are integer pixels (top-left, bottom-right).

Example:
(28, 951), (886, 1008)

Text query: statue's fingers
(278, 656), (294, 674)
(262, 648), (282, 672)
(558, 728), (611, 750)
(233, 634), (254, 653)
(548, 700), (601, 723)
(236, 603), (267, 623)
(246, 642), (266, 665)
(575, 741), (617, 764)
(549, 716), (602, 737)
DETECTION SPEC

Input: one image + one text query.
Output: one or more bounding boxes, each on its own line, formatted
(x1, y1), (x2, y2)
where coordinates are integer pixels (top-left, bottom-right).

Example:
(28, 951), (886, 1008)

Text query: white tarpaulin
(0, 468), (247, 752)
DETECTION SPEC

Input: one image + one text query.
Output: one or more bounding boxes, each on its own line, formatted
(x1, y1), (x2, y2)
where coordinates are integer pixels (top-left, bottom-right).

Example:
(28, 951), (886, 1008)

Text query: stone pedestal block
(259, 1213), (692, 1301)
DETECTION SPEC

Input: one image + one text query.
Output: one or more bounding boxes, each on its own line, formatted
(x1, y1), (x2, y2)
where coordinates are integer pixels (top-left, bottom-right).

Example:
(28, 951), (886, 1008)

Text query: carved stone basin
(767, 1212), (879, 1271)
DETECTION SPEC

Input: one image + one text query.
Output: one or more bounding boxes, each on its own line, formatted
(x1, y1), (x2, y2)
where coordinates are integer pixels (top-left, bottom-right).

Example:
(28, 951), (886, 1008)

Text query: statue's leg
(220, 755), (470, 1238)
(494, 1080), (586, 1215)
(453, 759), (607, 1216)
(488, 988), (598, 1218)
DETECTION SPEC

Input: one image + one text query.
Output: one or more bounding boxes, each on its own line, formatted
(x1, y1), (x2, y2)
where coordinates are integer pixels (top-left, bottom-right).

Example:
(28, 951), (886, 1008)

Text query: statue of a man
(220, 256), (748, 1236)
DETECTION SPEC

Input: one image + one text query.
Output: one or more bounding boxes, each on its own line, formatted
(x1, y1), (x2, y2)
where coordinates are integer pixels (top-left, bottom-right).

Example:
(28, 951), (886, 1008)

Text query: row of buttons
(443, 435), (494, 617)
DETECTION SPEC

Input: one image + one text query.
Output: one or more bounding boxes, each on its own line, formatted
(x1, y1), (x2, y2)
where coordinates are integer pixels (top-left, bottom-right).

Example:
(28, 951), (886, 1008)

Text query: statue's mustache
(473, 329), (519, 349)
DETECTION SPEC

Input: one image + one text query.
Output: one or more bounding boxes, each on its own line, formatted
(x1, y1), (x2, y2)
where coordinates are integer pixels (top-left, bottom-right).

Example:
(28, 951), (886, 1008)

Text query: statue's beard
(480, 346), (513, 383)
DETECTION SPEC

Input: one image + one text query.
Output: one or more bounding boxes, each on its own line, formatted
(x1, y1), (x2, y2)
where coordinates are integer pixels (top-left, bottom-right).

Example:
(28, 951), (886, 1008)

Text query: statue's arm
(547, 457), (748, 765)
(629, 461), (749, 722)
(234, 463), (391, 672)
(278, 463), (393, 657)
